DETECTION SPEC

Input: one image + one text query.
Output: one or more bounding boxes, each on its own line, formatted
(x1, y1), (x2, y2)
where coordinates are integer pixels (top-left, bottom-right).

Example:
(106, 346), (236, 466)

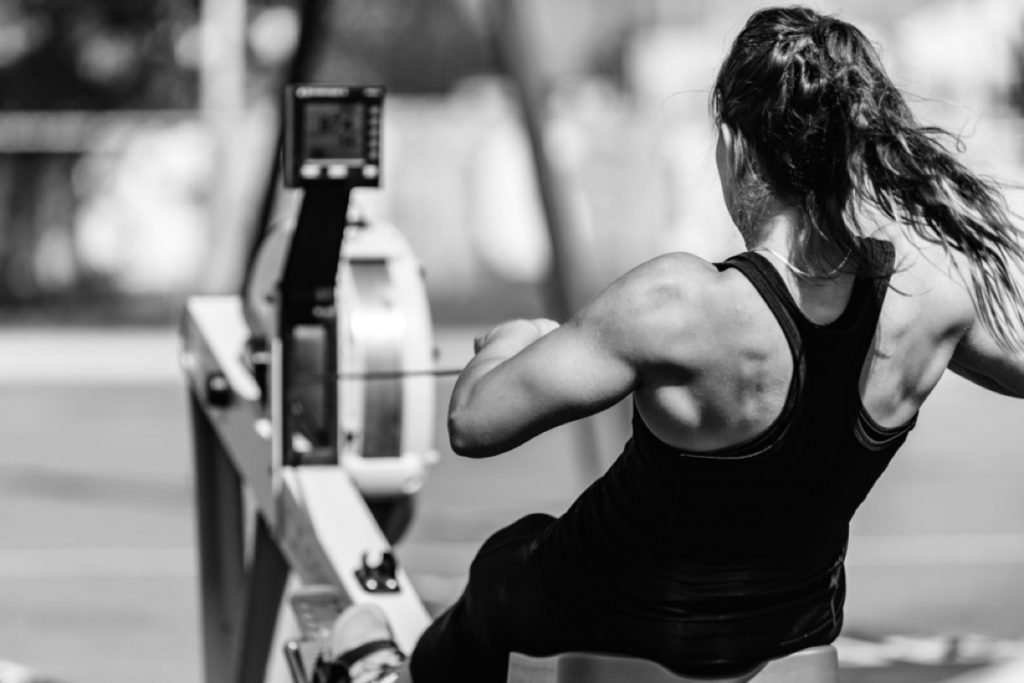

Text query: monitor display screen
(302, 101), (366, 161)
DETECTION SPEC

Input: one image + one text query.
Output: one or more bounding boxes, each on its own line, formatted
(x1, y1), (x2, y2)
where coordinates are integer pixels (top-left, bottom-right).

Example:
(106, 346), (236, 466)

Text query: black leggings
(409, 514), (583, 683)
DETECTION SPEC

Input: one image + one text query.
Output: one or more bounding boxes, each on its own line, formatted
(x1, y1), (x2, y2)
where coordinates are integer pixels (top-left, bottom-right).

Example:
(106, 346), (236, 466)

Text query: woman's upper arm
(447, 253), (712, 457)
(909, 240), (1024, 398)
(949, 318), (1024, 398)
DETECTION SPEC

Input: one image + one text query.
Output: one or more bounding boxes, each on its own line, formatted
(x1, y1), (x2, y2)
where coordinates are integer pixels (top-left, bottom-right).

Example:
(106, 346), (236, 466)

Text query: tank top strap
(718, 238), (895, 342)
(715, 252), (804, 354)
(860, 238), (896, 330)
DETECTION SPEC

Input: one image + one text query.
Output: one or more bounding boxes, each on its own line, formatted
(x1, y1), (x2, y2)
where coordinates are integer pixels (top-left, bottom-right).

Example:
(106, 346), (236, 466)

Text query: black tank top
(533, 238), (918, 675)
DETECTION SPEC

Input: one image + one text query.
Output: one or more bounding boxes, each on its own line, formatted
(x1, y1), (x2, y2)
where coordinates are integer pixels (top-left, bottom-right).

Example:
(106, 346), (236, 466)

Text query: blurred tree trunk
(0, 155), (79, 303)
(199, 0), (249, 293)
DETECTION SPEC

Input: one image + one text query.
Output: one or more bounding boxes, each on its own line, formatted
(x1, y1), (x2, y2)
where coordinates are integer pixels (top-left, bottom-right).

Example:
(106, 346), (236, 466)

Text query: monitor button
(327, 165), (350, 179)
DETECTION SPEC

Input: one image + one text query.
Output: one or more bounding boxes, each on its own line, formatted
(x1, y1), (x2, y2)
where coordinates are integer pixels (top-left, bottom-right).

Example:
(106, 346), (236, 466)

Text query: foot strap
(313, 640), (402, 683)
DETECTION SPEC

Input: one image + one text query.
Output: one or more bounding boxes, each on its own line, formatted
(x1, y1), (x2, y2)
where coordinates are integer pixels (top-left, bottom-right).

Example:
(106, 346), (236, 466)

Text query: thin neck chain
(750, 246), (851, 280)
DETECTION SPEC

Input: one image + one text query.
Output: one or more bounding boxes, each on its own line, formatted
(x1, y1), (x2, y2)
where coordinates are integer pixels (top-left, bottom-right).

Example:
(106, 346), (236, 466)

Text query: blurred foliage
(0, 0), (198, 110)
(0, 0), (204, 316)
(312, 0), (496, 93)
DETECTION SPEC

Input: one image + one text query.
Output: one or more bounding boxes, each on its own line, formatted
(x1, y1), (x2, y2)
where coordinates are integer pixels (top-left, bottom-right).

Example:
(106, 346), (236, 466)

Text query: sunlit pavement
(0, 326), (1022, 683)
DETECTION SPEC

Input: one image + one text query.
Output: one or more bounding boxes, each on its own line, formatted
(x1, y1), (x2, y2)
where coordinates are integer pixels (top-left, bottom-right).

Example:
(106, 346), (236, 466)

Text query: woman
(324, 6), (1024, 682)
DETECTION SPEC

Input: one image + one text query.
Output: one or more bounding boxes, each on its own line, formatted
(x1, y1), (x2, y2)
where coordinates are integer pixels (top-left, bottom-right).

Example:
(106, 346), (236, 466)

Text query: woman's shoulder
(601, 252), (731, 319)
(626, 250), (720, 278)
(580, 251), (751, 367)
(872, 225), (975, 324)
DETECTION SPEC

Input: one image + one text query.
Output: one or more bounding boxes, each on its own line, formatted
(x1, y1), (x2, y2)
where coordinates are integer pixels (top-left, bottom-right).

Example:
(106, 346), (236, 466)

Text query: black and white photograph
(0, 1), (1022, 682)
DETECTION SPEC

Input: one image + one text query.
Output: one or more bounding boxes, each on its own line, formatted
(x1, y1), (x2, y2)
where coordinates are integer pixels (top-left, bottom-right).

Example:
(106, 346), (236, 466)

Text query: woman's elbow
(447, 426), (478, 458)
(447, 413), (481, 457)
(447, 411), (499, 458)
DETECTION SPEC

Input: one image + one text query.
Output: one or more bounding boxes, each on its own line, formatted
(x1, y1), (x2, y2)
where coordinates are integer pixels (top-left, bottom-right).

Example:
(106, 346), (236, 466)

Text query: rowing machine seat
(507, 645), (839, 683)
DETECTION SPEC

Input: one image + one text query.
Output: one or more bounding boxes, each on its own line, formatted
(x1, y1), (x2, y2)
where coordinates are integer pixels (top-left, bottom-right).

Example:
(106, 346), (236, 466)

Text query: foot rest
(284, 585), (346, 683)
(507, 645), (838, 683)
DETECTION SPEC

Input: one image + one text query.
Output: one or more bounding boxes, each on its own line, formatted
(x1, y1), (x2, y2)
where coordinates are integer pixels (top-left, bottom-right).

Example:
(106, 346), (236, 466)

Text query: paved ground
(0, 326), (1022, 682)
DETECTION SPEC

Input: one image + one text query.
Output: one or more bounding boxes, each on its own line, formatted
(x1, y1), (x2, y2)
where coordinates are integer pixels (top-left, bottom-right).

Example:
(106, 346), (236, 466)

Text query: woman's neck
(741, 209), (857, 324)
(741, 206), (851, 281)
(741, 205), (804, 255)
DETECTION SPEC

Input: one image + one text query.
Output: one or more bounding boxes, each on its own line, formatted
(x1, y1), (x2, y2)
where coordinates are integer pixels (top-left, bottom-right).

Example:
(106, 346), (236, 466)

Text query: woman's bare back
(633, 229), (979, 454)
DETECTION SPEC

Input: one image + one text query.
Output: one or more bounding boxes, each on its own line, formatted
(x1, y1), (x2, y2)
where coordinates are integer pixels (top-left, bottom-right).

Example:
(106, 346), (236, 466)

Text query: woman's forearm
(447, 320), (557, 455)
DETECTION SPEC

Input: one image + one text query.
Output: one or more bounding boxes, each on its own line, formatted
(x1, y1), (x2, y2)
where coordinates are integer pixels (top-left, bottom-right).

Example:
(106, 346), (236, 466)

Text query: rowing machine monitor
(283, 84), (383, 188)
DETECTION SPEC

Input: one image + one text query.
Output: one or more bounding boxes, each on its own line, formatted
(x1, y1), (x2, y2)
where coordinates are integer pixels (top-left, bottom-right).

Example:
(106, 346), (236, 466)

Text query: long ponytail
(713, 6), (1024, 349)
(860, 100), (1024, 349)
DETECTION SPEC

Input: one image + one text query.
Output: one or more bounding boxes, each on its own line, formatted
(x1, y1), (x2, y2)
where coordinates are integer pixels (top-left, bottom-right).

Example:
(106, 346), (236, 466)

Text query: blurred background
(1, 0), (1023, 682)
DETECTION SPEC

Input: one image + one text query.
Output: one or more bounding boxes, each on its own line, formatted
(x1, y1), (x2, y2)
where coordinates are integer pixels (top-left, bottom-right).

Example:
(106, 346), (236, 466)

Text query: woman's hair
(711, 6), (1024, 349)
